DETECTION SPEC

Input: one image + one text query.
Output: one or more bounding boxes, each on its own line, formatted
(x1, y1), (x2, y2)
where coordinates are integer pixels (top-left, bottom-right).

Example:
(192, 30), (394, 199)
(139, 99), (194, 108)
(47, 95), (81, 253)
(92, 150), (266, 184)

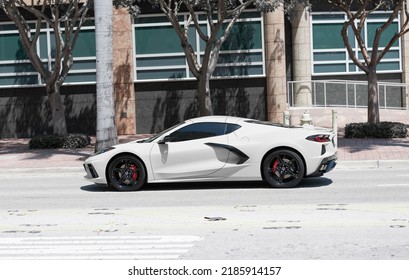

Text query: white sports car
(84, 116), (337, 191)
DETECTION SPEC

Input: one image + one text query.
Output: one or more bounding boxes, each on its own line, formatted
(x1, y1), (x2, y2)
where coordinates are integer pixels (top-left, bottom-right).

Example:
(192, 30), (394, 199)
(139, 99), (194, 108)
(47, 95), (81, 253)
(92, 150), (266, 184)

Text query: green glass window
(313, 23), (344, 49)
(70, 60), (97, 71)
(137, 69), (186, 80)
(0, 75), (38, 85)
(0, 21), (96, 87)
(137, 56), (186, 68)
(39, 33), (48, 59)
(72, 29), (96, 57)
(367, 22), (399, 48)
(221, 21), (262, 50)
(65, 72), (96, 83)
(0, 24), (18, 31)
(311, 11), (401, 75)
(313, 52), (345, 61)
(135, 26), (183, 54)
(0, 33), (29, 60)
(213, 65), (263, 77)
(314, 64), (346, 73)
(312, 14), (344, 21)
(377, 61), (400, 71)
(134, 11), (264, 81)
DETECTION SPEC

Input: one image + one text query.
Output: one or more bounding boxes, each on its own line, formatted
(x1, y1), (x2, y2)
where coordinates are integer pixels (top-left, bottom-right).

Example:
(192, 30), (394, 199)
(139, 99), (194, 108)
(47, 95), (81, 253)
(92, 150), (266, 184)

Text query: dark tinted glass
(170, 122), (226, 142)
(226, 123), (241, 134)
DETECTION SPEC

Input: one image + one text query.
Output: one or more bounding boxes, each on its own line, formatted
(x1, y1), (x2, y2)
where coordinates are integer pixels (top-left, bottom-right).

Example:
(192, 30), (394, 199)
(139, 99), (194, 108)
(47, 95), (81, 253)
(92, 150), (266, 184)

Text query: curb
(0, 167), (84, 175)
(336, 160), (409, 169)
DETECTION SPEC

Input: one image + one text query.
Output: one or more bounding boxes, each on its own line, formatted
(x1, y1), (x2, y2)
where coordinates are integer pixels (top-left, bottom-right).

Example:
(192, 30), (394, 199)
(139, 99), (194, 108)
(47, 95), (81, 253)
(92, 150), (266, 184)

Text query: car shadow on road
(80, 177), (333, 192)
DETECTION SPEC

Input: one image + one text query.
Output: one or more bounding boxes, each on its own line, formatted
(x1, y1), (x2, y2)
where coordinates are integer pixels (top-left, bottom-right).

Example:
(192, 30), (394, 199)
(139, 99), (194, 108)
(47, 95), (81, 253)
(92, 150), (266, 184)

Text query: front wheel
(262, 149), (305, 188)
(107, 155), (146, 191)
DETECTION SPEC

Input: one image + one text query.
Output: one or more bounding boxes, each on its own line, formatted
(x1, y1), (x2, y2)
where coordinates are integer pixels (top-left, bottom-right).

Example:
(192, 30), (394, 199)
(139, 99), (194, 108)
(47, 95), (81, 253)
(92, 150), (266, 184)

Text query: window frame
(132, 10), (265, 82)
(310, 11), (402, 76)
(0, 19), (96, 88)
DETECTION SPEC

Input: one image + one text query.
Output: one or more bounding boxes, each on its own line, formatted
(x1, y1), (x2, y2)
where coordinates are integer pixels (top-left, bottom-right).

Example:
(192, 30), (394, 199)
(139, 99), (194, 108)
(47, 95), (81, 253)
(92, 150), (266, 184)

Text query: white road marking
(377, 184), (409, 187)
(0, 235), (202, 260)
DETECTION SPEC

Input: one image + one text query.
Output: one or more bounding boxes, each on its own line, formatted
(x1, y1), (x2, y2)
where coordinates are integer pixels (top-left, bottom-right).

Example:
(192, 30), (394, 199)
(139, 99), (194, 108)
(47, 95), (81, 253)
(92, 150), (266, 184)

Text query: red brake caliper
(130, 164), (138, 181)
(272, 160), (279, 174)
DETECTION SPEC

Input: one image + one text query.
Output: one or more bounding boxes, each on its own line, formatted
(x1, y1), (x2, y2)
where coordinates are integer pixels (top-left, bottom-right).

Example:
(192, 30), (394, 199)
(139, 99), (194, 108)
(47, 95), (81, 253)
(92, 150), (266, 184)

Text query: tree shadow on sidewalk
(337, 137), (409, 153)
(0, 138), (92, 160)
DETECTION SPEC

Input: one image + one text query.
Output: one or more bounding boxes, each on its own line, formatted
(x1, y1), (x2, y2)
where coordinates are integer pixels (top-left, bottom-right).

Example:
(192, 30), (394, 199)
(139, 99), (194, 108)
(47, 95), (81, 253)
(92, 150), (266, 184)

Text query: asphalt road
(0, 167), (408, 260)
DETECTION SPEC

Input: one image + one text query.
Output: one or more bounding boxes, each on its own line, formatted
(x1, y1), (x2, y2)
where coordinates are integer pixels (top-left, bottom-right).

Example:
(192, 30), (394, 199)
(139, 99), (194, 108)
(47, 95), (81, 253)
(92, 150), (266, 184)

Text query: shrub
(29, 134), (91, 149)
(344, 122), (407, 138)
(61, 134), (91, 149)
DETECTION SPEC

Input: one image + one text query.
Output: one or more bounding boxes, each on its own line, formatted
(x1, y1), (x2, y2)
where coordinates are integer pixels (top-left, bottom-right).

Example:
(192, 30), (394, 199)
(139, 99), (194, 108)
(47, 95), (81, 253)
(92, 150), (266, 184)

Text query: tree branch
(2, 1), (49, 78)
(376, 0), (404, 64)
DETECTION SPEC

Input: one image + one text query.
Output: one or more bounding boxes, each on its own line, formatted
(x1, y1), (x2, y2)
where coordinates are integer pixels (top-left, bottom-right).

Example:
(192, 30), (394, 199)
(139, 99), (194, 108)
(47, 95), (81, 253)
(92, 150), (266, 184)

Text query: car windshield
(137, 122), (185, 143)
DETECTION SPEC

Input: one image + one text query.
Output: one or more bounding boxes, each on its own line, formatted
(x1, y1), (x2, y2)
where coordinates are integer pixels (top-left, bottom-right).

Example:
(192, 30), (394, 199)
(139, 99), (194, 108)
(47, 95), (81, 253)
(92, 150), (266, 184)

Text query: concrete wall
(0, 78), (267, 138)
(113, 7), (136, 135)
(0, 85), (96, 138)
(135, 78), (267, 134)
(264, 8), (288, 123)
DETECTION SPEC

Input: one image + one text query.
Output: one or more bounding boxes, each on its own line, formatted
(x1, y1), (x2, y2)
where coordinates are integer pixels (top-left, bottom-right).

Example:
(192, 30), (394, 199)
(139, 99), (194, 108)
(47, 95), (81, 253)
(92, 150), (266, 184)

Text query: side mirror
(158, 135), (171, 144)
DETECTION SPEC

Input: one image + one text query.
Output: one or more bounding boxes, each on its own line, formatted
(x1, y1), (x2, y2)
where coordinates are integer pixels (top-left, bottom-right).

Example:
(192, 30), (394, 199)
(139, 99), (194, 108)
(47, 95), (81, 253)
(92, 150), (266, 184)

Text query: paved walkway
(0, 135), (409, 171)
(0, 135), (148, 170)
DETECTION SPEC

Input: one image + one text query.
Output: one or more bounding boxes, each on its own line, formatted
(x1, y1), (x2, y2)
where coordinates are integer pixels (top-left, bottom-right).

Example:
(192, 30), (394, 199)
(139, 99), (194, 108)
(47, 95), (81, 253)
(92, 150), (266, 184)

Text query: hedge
(344, 122), (407, 138)
(29, 134), (91, 149)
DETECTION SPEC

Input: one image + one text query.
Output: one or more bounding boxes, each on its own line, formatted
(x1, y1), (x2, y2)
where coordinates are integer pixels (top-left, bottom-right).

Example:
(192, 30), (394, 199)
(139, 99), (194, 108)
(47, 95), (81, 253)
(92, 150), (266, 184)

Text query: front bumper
(83, 163), (99, 179)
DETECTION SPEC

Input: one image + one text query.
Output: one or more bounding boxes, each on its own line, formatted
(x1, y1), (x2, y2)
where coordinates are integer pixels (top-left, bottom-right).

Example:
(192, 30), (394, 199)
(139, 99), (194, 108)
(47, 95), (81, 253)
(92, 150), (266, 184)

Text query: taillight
(306, 134), (331, 143)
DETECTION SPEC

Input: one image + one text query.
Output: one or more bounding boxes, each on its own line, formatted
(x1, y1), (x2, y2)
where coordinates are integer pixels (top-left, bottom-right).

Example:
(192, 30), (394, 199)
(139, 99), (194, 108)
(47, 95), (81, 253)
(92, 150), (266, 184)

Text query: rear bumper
(307, 153), (337, 177)
(316, 153), (337, 173)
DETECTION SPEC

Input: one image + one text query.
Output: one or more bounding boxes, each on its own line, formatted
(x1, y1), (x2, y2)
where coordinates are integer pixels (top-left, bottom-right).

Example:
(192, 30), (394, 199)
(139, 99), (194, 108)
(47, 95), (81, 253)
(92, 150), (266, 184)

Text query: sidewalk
(0, 135), (148, 170)
(0, 135), (409, 171)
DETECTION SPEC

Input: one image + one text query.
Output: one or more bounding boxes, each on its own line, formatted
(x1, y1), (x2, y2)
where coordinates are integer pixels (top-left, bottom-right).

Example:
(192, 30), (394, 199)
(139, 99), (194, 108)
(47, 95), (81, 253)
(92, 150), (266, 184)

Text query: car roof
(188, 115), (303, 129)
(189, 115), (249, 124)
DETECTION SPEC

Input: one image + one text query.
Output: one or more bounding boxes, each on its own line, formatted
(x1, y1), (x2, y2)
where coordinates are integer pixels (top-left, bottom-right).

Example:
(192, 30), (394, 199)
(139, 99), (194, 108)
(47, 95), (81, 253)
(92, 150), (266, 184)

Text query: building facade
(0, 5), (407, 138)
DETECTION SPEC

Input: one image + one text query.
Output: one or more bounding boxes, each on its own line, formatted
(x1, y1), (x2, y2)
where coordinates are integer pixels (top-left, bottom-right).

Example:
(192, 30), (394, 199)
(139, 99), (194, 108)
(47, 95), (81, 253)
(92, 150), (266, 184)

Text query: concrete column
(264, 7), (287, 123)
(292, 3), (312, 106)
(112, 8), (136, 134)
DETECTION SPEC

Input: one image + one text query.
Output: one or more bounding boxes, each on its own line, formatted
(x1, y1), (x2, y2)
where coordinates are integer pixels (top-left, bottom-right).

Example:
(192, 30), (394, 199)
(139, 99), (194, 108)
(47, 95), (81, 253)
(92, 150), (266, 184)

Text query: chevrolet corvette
(84, 116), (337, 191)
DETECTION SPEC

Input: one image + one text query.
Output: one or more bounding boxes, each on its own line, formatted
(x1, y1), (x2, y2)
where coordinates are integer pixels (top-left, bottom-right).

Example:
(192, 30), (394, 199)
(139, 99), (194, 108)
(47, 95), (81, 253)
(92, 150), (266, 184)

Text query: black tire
(107, 155), (146, 191)
(262, 149), (305, 188)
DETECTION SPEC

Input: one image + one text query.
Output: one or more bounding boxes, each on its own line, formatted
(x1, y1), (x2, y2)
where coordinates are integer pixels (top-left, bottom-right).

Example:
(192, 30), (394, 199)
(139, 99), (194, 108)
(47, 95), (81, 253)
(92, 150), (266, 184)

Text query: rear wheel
(262, 149), (304, 188)
(107, 155), (146, 191)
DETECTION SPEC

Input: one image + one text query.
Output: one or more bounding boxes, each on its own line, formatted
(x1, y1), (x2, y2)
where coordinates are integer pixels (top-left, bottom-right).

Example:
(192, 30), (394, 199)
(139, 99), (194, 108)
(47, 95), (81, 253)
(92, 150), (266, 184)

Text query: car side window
(168, 122), (242, 142)
(225, 123), (241, 134)
(168, 122), (227, 142)
(169, 123), (226, 142)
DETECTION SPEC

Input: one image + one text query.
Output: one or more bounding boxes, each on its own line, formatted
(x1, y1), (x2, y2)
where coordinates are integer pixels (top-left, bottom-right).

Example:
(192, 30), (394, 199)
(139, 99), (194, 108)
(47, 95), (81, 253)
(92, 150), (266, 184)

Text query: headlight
(90, 147), (115, 157)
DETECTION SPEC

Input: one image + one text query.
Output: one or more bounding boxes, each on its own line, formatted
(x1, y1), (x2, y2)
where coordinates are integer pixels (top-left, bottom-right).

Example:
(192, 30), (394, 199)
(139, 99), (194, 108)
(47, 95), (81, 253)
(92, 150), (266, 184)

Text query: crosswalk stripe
(0, 235), (202, 260)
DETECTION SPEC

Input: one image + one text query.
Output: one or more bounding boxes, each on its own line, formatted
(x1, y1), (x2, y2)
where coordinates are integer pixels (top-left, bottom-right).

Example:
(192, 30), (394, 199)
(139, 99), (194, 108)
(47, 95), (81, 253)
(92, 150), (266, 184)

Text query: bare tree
(117, 0), (282, 116)
(0, 0), (92, 135)
(296, 0), (409, 124)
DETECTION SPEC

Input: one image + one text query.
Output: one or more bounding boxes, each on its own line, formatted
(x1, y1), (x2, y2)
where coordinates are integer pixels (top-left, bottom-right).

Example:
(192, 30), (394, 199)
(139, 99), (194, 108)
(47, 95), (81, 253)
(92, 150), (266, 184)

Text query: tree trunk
(94, 0), (118, 152)
(367, 67), (380, 124)
(197, 72), (214, 116)
(47, 84), (68, 136)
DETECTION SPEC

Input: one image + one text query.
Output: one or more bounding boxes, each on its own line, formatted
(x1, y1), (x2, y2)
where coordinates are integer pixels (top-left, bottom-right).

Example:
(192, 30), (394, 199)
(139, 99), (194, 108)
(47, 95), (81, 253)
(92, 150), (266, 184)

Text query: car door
(149, 122), (230, 180)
